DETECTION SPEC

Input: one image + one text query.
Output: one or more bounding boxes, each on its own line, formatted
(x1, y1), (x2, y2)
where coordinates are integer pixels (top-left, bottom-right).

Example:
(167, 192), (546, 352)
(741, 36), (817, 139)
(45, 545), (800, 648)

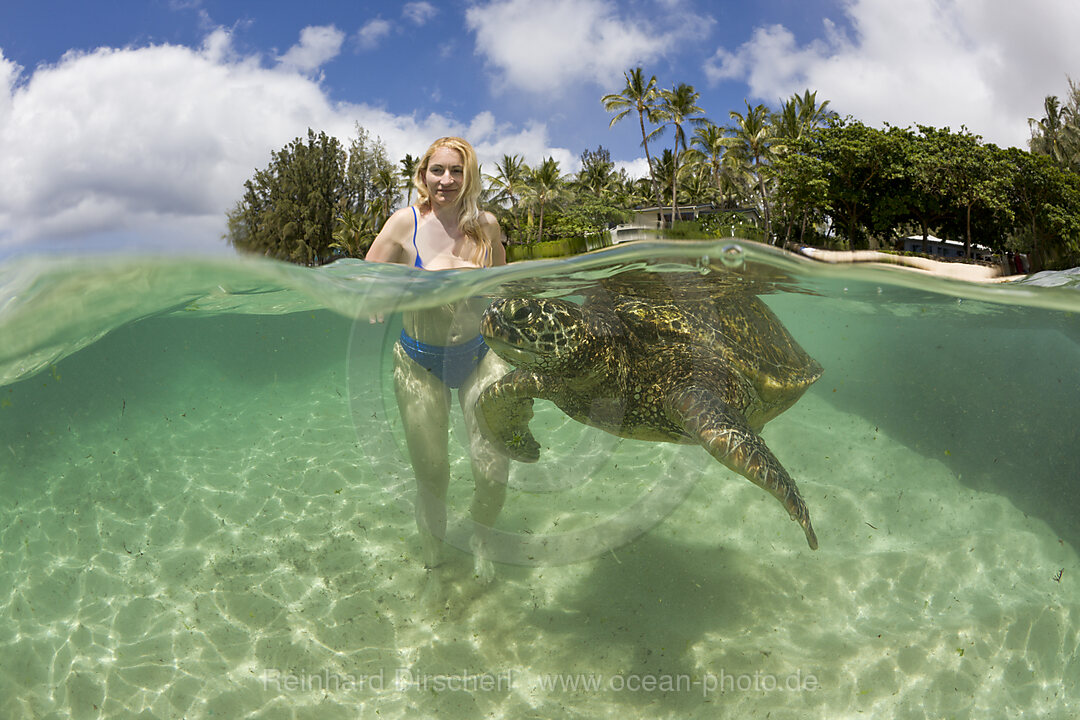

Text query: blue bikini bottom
(398, 330), (489, 389)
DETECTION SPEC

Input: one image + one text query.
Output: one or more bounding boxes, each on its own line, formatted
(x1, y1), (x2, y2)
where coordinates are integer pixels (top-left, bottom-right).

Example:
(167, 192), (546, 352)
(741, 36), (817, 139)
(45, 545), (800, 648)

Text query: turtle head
(481, 298), (592, 373)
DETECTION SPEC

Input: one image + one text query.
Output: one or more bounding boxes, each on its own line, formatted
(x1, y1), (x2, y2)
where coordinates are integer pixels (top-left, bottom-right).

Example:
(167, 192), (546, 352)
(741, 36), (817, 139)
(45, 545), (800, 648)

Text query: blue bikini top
(410, 206), (423, 269)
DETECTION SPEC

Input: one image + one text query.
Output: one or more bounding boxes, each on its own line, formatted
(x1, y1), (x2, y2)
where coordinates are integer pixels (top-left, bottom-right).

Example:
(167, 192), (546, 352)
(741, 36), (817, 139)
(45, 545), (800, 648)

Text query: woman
(366, 137), (509, 584)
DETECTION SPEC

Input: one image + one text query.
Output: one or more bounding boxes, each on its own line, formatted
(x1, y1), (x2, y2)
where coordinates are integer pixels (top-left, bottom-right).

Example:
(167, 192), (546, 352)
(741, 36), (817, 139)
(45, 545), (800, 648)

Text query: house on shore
(900, 235), (994, 262)
(611, 204), (761, 244)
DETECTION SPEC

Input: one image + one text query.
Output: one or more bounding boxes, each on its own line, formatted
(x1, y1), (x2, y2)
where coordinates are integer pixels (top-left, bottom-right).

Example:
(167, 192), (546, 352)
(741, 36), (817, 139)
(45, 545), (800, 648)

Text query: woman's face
(424, 147), (465, 207)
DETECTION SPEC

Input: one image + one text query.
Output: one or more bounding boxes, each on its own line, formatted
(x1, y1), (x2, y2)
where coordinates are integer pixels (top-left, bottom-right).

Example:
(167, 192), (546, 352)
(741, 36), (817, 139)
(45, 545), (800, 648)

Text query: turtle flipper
(476, 370), (542, 462)
(666, 385), (818, 550)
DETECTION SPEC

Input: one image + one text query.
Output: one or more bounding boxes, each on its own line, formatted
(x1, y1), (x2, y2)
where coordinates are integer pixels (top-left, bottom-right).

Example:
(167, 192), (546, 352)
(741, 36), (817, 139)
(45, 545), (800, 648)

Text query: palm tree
(717, 150), (755, 208)
(675, 149), (710, 206)
(654, 148), (711, 208)
(576, 161), (615, 197)
(399, 153), (419, 205)
(485, 154), (530, 240)
(651, 149), (676, 212)
(724, 102), (776, 240)
(575, 146), (619, 200)
(770, 91), (834, 242)
(1030, 97), (1079, 169)
(771, 99), (802, 150)
(616, 175), (652, 209)
(771, 90), (833, 154)
(601, 67), (665, 212)
(330, 204), (380, 258)
(523, 157), (570, 244)
(1030, 79), (1080, 170)
(373, 166), (399, 220)
(655, 82), (706, 225)
(692, 121), (727, 200)
(794, 90), (833, 133)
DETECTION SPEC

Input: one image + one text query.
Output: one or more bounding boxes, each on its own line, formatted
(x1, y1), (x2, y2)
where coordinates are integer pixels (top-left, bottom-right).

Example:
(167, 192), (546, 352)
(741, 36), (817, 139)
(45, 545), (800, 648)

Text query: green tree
(400, 153), (419, 205)
(776, 90), (834, 144)
(227, 126), (394, 264)
(614, 173), (653, 209)
(724, 102), (777, 240)
(917, 127), (1011, 257)
(655, 82), (706, 223)
(769, 91), (835, 243)
(772, 143), (830, 244)
(523, 157), (571, 243)
(485, 154), (530, 242)
(651, 149), (677, 213)
(329, 205), (380, 259)
(602, 67), (665, 212)
(544, 193), (633, 241)
(373, 165), (400, 221)
(715, 148), (755, 209)
(887, 126), (947, 243)
(1001, 147), (1080, 269)
(345, 125), (395, 216)
(1029, 79), (1080, 171)
(227, 129), (348, 265)
(691, 121), (727, 202)
(675, 154), (712, 206)
(576, 146), (618, 198)
(797, 119), (908, 248)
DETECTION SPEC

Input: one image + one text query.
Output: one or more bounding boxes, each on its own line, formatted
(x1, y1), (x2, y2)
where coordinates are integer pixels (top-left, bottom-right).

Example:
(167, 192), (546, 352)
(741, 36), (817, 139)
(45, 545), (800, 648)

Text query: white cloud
(276, 25), (345, 73)
(356, 6), (436, 52)
(615, 157), (650, 181)
(357, 18), (392, 50)
(402, 2), (438, 26)
(0, 32), (561, 253)
(704, 0), (1080, 148)
(0, 51), (19, 117)
(465, 0), (709, 95)
(475, 123), (575, 172)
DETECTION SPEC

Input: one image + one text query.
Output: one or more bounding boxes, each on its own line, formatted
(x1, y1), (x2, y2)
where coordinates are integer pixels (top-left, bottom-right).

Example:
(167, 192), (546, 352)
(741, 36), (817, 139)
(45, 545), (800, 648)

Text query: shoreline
(797, 246), (1025, 283)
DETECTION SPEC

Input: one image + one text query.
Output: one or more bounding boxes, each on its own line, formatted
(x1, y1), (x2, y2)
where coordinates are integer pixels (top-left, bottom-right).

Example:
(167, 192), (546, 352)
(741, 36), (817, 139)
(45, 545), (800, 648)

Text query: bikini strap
(410, 206), (423, 268)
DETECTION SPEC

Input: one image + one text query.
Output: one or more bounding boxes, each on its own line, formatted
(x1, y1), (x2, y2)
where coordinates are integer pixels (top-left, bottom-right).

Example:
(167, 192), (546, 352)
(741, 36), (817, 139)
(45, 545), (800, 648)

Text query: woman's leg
(393, 342), (452, 569)
(459, 350), (511, 581)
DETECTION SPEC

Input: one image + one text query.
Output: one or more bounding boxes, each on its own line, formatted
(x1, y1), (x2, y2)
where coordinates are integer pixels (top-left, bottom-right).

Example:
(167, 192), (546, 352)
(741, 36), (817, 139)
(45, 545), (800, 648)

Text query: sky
(1, 0), (1079, 256)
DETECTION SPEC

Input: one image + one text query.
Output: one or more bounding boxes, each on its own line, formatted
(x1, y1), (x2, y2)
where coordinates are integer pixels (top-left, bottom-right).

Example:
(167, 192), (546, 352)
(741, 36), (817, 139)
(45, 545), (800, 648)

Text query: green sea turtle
(476, 268), (823, 549)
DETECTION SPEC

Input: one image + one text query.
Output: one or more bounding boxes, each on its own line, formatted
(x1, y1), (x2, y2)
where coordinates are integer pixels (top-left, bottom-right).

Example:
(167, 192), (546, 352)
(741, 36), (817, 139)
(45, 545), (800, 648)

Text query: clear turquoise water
(1, 241), (1078, 719)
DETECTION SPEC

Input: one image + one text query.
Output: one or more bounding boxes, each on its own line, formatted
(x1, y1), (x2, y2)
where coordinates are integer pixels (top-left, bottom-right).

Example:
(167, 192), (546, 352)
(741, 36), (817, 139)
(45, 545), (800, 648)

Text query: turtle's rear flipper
(476, 373), (541, 463)
(666, 385), (818, 550)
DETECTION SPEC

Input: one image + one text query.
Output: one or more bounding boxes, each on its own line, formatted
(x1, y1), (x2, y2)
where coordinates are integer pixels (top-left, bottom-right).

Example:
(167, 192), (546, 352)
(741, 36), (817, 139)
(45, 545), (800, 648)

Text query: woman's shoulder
(478, 210), (503, 237)
(478, 210), (507, 266)
(384, 206), (418, 236)
(477, 210), (504, 239)
(389, 205), (417, 224)
(365, 206), (417, 263)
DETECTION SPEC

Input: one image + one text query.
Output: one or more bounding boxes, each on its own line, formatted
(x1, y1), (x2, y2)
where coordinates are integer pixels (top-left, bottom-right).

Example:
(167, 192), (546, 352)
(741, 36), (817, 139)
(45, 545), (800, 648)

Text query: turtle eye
(510, 305), (533, 322)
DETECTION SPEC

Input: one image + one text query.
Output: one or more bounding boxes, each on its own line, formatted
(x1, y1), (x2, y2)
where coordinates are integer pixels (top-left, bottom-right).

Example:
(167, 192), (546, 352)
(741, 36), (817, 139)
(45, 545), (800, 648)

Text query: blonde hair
(413, 136), (492, 266)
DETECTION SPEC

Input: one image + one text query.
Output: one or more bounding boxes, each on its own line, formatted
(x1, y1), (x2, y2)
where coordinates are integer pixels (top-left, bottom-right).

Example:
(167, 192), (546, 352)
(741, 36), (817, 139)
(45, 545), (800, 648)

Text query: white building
(901, 235), (994, 262)
(611, 205), (761, 244)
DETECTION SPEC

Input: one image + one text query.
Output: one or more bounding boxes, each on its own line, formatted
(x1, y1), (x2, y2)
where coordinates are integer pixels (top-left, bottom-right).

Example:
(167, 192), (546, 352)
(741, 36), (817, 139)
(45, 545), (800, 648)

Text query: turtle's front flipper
(476, 370), (544, 462)
(666, 385), (818, 550)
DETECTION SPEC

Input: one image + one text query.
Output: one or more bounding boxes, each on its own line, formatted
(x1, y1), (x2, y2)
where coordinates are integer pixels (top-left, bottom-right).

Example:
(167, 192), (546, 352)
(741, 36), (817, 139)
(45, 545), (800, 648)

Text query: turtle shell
(589, 267), (823, 403)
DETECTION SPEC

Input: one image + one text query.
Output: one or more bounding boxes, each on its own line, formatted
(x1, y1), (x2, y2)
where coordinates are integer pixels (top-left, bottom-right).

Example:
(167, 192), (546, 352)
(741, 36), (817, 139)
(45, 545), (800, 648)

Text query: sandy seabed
(1, 341), (1077, 720)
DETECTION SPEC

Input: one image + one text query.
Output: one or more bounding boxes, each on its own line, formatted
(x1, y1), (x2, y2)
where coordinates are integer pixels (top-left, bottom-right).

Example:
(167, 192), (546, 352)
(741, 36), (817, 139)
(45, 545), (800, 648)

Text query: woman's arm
(481, 211), (507, 267)
(365, 207), (413, 264)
